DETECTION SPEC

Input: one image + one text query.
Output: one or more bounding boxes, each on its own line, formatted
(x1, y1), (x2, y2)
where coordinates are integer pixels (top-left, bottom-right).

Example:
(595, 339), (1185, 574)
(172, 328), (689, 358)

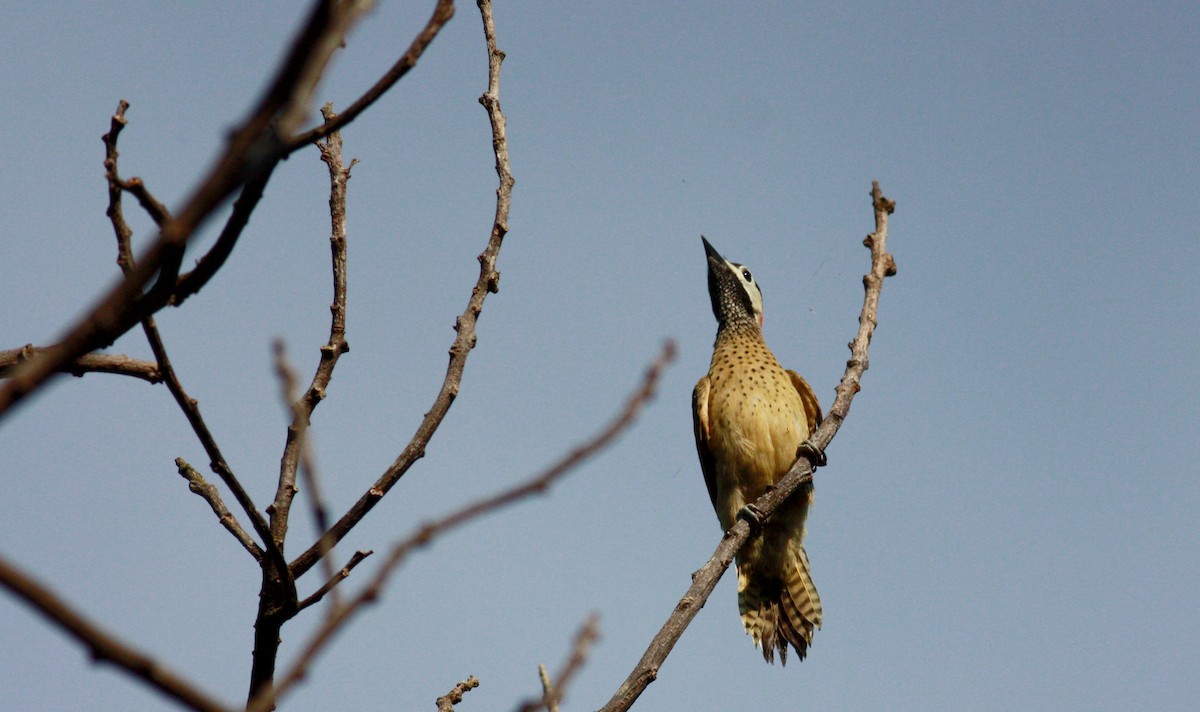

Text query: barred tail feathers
(737, 541), (822, 665)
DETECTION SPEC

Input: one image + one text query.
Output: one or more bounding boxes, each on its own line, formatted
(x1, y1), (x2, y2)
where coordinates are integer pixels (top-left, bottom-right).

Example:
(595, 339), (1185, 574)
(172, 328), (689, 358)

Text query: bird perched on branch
(691, 236), (824, 664)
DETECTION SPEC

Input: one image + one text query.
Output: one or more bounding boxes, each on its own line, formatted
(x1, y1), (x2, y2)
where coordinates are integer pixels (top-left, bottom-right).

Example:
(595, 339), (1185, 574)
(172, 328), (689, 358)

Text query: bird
(691, 235), (824, 664)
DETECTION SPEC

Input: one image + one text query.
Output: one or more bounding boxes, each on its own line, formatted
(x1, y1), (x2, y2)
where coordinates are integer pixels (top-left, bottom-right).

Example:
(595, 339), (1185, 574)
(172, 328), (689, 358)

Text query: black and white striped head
(702, 236), (764, 330)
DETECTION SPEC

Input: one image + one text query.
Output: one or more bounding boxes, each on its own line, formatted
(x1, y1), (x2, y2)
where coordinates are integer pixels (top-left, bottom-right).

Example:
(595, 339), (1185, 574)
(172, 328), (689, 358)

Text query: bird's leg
(797, 438), (827, 468)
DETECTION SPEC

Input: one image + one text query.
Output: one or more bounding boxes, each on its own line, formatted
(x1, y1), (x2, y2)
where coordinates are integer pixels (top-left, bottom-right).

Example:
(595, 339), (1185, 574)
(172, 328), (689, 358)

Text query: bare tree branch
(290, 0), (515, 579)
(173, 0), (371, 304)
(243, 104), (361, 703)
(0, 0), (375, 422)
(0, 346), (160, 384)
(518, 615), (601, 712)
(7, 105), (165, 388)
(143, 310), (292, 707)
(4, 3), (551, 710)
(248, 342), (675, 712)
(599, 182), (898, 712)
(98, 101), (276, 567)
(142, 315), (282, 567)
(102, 100), (136, 273)
(0, 553), (232, 712)
(271, 339), (338, 606)
(436, 675), (481, 712)
(178, 0), (454, 303)
(103, 104), (173, 232)
(270, 104), (354, 568)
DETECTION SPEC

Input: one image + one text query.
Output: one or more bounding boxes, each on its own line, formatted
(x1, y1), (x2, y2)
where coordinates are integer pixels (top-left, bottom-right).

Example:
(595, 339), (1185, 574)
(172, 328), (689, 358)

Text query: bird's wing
(691, 375), (719, 509)
(786, 369), (824, 434)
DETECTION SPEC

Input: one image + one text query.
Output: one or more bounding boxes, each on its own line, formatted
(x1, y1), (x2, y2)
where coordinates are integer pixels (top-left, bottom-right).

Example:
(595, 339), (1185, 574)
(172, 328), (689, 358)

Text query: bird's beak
(701, 235), (722, 263)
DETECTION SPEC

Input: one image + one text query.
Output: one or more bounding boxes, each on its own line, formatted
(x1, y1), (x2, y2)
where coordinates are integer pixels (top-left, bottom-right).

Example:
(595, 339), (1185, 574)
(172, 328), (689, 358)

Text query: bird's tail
(737, 541), (822, 665)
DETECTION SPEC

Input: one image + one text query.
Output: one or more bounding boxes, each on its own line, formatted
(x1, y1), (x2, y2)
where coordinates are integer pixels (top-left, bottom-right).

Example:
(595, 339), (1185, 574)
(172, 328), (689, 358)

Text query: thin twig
(0, 347), (160, 384)
(248, 342), (675, 712)
(295, 550), (373, 612)
(272, 339), (338, 606)
(0, 552), (232, 712)
(537, 666), (556, 712)
(290, 0), (514, 579)
(598, 182), (897, 712)
(517, 615), (601, 712)
(119, 177), (173, 226)
(176, 458), (265, 561)
(270, 104), (354, 585)
(102, 100), (135, 274)
(436, 675), (480, 712)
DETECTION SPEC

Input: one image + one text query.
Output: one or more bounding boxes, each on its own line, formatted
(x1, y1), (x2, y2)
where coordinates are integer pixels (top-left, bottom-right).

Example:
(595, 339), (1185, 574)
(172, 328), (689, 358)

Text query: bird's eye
(742, 268), (752, 282)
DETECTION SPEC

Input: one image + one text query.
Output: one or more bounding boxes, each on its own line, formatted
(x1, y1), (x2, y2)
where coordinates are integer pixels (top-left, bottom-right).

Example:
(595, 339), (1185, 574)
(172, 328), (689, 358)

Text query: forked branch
(0, 0), (375, 421)
(249, 342), (675, 712)
(289, 0), (514, 579)
(98, 100), (275, 566)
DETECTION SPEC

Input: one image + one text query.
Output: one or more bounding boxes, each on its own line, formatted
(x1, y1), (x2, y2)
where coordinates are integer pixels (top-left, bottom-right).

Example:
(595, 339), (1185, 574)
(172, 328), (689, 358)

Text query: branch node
(871, 181), (896, 214)
(435, 675), (480, 711)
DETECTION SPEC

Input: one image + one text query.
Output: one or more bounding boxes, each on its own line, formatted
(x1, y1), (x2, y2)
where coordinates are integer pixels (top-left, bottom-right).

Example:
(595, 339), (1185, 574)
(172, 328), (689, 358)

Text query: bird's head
(702, 236), (764, 330)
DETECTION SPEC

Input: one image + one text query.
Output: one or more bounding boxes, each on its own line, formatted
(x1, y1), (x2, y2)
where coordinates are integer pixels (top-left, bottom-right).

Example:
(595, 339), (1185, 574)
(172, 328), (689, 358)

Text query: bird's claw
(797, 438), (827, 468)
(736, 503), (766, 533)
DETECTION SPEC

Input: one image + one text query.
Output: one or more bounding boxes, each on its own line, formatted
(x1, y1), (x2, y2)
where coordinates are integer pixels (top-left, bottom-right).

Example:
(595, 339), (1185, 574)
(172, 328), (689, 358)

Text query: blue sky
(2, 2), (1197, 710)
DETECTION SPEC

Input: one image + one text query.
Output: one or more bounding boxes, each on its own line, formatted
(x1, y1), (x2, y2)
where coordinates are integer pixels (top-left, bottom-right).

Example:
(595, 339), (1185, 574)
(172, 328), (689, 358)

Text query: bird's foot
(736, 503), (766, 533)
(797, 438), (827, 468)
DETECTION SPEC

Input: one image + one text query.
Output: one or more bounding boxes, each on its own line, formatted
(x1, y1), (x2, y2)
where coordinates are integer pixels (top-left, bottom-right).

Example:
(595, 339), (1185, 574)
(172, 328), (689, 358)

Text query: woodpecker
(692, 236), (824, 664)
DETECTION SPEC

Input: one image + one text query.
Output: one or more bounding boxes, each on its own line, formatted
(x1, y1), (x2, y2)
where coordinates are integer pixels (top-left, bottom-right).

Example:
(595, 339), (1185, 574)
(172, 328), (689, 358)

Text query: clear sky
(2, 2), (1197, 710)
